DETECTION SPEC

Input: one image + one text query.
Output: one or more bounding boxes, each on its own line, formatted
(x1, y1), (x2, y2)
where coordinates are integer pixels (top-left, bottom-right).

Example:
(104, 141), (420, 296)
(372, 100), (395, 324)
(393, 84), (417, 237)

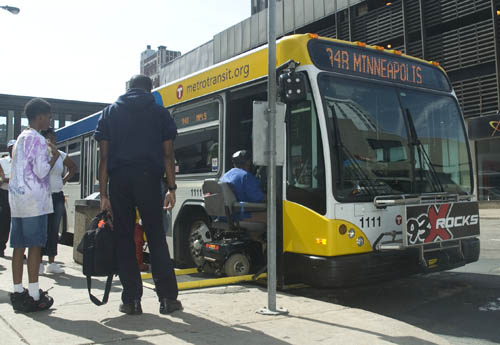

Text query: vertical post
(267, 0), (278, 313)
(257, 0), (287, 316)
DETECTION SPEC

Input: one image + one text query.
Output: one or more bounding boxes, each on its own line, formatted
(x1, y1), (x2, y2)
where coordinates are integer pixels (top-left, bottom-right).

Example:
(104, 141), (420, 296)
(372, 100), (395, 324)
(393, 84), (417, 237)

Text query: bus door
(282, 76), (327, 259)
(81, 136), (95, 198)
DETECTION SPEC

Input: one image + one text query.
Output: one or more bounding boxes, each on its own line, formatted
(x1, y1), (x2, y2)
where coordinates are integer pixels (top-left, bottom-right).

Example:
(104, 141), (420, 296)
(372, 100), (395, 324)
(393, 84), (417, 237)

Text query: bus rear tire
(185, 217), (212, 268)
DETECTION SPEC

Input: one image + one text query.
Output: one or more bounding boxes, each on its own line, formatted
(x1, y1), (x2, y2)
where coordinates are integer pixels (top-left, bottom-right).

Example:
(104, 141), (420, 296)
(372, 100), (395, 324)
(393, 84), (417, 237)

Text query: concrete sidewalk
(479, 208), (500, 219)
(0, 245), (451, 345)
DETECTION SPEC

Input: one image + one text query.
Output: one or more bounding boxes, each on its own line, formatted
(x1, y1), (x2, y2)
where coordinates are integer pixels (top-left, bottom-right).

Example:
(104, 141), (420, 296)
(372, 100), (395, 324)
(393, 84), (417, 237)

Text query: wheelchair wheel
(224, 253), (250, 276)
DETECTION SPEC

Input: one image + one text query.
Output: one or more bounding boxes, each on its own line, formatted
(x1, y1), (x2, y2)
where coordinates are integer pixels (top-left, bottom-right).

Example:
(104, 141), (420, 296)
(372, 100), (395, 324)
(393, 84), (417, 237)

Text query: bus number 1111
(360, 216), (381, 228)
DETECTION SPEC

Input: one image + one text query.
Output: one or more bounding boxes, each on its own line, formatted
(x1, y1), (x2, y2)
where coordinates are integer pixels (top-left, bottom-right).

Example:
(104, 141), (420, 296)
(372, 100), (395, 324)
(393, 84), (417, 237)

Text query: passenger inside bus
(220, 150), (266, 224)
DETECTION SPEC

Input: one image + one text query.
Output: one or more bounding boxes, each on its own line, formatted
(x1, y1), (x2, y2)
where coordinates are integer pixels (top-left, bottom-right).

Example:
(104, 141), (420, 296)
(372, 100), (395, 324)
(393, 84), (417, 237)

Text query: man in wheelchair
(220, 150), (266, 224)
(201, 150), (267, 276)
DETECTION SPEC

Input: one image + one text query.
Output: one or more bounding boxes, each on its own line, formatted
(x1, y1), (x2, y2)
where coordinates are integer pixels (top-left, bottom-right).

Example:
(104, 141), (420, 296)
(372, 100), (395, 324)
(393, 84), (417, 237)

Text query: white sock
(28, 282), (40, 301)
(13, 284), (24, 293)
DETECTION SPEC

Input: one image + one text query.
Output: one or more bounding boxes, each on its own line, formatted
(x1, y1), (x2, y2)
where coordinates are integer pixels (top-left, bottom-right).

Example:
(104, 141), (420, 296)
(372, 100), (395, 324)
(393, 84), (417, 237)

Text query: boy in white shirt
(8, 98), (60, 313)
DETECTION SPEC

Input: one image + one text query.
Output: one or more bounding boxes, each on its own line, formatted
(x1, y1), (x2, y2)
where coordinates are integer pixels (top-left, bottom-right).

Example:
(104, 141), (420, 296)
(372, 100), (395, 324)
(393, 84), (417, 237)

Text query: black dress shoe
(159, 298), (183, 314)
(119, 300), (142, 315)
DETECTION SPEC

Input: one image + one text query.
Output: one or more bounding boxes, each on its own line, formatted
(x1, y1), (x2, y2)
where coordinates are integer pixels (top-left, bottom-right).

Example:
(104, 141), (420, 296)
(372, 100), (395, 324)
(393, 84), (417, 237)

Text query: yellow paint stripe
(141, 267), (199, 280)
(143, 273), (267, 291)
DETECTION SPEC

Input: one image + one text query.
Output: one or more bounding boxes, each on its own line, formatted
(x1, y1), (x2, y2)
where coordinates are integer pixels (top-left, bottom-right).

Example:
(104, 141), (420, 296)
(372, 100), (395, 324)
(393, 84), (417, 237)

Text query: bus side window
(172, 101), (220, 175)
(174, 127), (219, 174)
(67, 141), (80, 183)
(286, 96), (326, 215)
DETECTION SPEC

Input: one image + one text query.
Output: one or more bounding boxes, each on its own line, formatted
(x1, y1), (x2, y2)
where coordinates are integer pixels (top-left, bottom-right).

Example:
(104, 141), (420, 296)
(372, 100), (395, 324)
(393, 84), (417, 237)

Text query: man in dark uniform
(94, 74), (181, 315)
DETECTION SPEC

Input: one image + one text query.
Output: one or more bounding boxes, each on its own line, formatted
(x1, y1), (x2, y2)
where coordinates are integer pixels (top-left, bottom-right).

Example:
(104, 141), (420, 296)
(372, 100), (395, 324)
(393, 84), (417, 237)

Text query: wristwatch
(168, 184), (177, 191)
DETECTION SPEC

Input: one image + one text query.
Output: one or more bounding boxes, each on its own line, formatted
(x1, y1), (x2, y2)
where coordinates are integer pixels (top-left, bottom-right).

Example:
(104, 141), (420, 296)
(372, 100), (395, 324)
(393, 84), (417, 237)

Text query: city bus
(57, 34), (480, 287)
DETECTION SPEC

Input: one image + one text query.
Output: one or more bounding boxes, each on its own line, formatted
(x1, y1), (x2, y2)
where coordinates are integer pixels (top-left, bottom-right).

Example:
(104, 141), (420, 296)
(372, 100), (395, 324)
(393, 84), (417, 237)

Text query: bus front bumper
(283, 237), (480, 288)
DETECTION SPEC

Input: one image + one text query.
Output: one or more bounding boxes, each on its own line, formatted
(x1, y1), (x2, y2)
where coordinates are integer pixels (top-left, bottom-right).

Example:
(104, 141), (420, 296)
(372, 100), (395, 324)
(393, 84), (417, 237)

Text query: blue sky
(0, 1), (249, 103)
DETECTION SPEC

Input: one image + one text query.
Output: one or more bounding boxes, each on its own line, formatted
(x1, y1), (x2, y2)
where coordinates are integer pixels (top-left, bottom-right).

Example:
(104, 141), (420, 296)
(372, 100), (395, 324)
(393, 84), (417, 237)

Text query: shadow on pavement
(292, 272), (500, 344)
(292, 315), (441, 345)
(29, 312), (153, 345)
(103, 311), (291, 345)
(42, 271), (123, 293)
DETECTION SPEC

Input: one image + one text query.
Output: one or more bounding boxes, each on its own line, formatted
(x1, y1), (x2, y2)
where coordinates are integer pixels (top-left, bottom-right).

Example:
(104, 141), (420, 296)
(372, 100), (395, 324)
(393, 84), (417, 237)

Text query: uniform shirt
(220, 168), (264, 219)
(0, 156), (11, 191)
(9, 129), (53, 218)
(94, 88), (177, 177)
(49, 150), (67, 193)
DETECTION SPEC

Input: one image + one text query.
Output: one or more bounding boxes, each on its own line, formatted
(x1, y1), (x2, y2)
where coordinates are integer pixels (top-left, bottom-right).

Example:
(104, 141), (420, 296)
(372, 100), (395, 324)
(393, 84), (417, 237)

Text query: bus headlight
(356, 237), (364, 247)
(348, 229), (355, 239)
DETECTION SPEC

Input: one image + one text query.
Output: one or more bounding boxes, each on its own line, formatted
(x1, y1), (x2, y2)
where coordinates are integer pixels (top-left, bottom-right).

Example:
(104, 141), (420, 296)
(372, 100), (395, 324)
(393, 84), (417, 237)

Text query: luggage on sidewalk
(76, 211), (117, 306)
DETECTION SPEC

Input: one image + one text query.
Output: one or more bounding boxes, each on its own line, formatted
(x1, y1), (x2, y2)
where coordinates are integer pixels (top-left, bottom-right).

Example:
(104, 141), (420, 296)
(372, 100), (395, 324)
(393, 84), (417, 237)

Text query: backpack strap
(87, 274), (113, 306)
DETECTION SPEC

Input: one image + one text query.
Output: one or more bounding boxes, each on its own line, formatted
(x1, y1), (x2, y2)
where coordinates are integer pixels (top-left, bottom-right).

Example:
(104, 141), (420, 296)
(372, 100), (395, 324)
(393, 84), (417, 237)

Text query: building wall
(0, 94), (108, 151)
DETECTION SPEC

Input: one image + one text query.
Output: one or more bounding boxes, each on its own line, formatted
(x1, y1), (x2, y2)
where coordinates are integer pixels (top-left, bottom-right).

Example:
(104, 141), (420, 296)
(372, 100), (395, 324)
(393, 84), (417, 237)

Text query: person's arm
(0, 164), (5, 182)
(163, 140), (176, 210)
(98, 140), (112, 214)
(244, 173), (265, 203)
(62, 154), (77, 184)
(33, 139), (59, 178)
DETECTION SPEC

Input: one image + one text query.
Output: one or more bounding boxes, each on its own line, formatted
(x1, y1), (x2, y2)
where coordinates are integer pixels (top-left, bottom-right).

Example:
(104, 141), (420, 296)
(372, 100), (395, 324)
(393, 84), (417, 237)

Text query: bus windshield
(319, 74), (472, 202)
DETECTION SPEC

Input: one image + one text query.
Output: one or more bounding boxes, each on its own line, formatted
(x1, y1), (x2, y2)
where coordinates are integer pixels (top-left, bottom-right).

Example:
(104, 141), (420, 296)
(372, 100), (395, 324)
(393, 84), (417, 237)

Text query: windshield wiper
(329, 104), (378, 197)
(404, 108), (444, 193)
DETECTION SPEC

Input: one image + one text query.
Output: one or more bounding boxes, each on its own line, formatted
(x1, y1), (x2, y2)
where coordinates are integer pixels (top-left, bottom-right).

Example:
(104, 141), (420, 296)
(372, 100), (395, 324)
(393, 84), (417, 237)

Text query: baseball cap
(232, 150), (252, 166)
(7, 140), (16, 148)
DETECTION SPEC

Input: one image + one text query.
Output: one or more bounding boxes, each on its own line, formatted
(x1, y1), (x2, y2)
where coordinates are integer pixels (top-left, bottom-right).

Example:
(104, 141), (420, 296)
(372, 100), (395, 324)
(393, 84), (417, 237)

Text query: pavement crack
(0, 314), (30, 344)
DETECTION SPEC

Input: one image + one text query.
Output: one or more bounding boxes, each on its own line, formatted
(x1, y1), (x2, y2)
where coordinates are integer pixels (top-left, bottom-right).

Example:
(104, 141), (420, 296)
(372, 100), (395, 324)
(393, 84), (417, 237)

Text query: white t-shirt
(0, 156), (11, 191)
(9, 129), (53, 217)
(50, 150), (67, 193)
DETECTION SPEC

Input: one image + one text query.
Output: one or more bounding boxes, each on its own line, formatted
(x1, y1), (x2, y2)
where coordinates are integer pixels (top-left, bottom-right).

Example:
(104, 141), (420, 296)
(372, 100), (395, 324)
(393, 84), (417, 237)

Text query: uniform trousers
(109, 167), (178, 303)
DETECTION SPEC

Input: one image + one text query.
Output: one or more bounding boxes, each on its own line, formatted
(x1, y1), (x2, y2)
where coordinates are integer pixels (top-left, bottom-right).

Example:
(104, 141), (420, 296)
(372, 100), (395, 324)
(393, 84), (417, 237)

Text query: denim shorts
(10, 215), (48, 248)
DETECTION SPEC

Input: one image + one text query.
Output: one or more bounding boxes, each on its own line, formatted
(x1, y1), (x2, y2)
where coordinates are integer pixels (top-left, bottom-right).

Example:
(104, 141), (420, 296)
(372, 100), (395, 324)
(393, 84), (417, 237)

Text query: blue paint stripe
(56, 111), (102, 143)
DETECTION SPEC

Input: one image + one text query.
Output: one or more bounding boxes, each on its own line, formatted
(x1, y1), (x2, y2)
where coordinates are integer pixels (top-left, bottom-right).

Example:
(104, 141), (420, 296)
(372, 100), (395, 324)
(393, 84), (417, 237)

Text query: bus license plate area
(403, 201), (480, 247)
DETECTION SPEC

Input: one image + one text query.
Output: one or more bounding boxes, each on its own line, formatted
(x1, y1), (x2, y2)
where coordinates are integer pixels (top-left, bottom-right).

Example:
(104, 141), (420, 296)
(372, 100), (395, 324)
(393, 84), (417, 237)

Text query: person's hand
(100, 195), (113, 227)
(163, 191), (176, 210)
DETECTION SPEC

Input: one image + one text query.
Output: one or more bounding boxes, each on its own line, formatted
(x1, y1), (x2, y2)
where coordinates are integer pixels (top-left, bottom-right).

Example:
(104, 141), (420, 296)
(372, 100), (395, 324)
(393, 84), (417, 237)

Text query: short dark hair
(24, 98), (51, 121)
(41, 127), (56, 138)
(128, 74), (153, 92)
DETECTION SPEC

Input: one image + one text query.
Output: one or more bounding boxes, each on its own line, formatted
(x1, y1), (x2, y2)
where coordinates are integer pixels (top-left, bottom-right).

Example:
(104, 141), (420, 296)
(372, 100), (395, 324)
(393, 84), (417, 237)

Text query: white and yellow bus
(57, 34), (480, 287)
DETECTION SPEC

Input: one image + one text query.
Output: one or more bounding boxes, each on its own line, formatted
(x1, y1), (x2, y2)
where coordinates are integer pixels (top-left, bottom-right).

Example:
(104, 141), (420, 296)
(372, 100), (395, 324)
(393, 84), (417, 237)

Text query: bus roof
(56, 34), (446, 143)
(153, 33), (445, 108)
(56, 110), (101, 143)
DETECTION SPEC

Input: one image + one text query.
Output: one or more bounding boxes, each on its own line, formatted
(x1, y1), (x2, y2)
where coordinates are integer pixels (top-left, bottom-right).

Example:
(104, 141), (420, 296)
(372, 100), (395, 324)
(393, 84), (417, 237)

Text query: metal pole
(267, 0), (277, 313)
(256, 0), (287, 316)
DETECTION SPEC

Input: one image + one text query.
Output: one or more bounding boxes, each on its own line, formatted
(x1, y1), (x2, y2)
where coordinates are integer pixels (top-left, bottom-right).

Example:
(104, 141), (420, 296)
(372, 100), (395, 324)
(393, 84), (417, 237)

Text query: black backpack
(77, 211), (118, 306)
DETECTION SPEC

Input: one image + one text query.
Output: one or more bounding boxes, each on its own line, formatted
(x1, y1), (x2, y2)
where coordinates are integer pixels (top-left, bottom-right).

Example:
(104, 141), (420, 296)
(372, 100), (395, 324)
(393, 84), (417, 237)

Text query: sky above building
(0, 0), (250, 103)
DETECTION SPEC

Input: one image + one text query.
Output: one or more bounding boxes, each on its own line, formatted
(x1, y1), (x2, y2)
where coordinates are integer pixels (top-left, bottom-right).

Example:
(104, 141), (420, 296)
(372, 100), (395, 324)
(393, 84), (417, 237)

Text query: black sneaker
(9, 289), (28, 312)
(159, 298), (183, 314)
(119, 300), (142, 315)
(21, 289), (54, 313)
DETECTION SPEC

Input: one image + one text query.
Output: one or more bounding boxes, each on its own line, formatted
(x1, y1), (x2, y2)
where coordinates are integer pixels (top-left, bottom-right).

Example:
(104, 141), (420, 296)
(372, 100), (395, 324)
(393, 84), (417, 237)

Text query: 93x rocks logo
(406, 203), (479, 245)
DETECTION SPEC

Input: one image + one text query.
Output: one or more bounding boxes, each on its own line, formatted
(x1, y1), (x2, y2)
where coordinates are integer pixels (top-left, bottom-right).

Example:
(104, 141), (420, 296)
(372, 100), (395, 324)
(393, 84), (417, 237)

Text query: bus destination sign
(174, 102), (219, 130)
(308, 40), (450, 91)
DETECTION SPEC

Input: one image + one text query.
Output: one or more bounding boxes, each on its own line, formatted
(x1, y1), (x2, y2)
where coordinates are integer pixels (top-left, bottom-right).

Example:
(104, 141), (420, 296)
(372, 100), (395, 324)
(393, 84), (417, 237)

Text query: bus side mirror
(279, 72), (307, 103)
(252, 101), (286, 167)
